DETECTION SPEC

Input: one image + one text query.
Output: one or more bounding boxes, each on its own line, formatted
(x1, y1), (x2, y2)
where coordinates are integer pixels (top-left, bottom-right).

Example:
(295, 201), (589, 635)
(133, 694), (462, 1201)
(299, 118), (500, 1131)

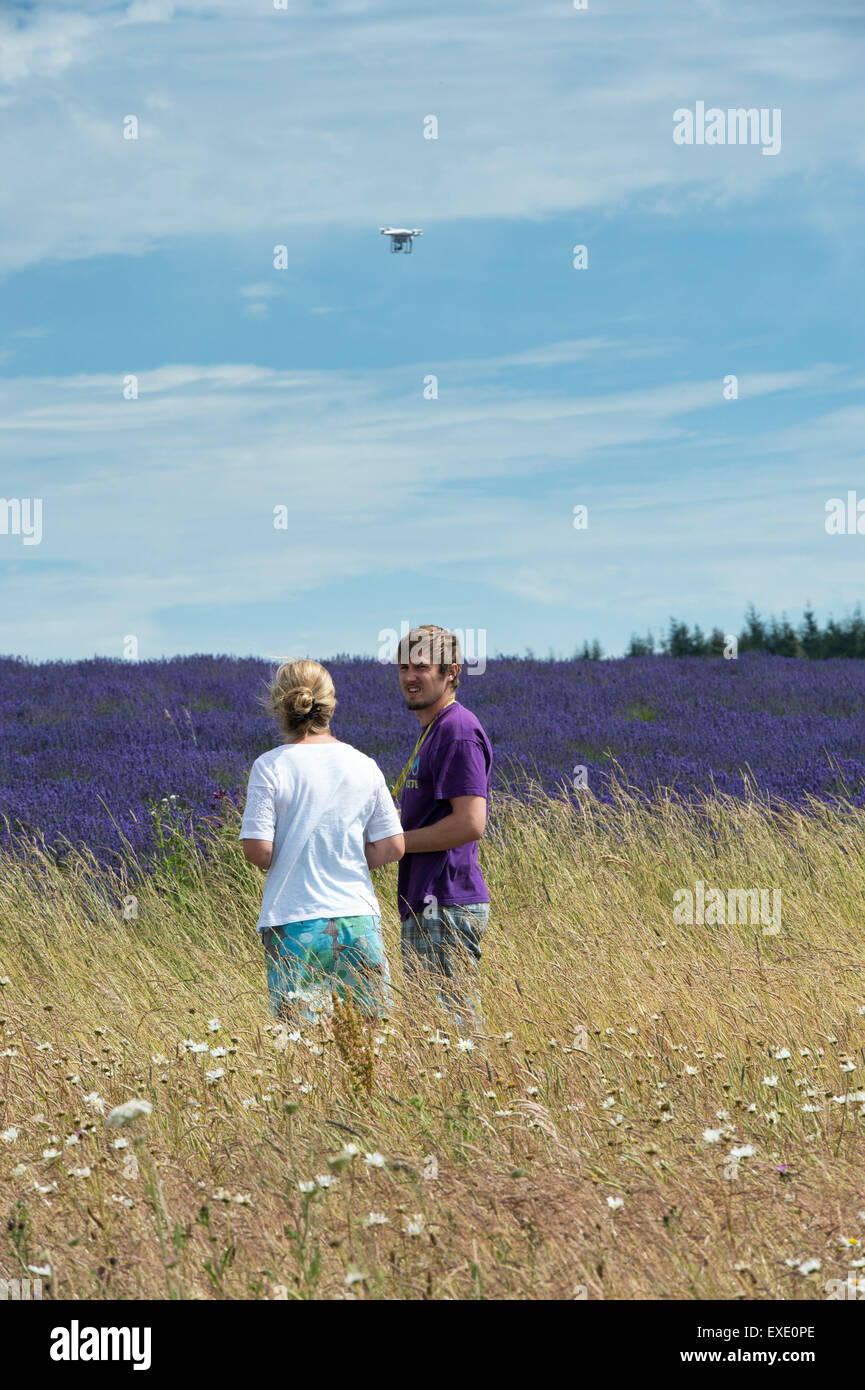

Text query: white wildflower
(105, 1098), (153, 1128)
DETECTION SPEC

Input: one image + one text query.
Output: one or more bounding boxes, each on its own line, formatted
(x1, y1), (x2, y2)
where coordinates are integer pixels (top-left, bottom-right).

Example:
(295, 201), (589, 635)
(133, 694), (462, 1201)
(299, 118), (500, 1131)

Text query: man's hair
(397, 624), (462, 690)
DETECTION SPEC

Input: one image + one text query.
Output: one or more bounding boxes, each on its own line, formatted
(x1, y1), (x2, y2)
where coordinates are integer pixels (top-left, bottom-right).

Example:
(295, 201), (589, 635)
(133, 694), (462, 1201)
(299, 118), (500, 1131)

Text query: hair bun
(288, 686), (314, 716)
(266, 660), (336, 737)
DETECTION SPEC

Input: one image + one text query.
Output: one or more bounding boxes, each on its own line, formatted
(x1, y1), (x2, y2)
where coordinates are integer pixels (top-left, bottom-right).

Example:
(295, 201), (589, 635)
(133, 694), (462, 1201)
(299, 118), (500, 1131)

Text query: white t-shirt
(239, 741), (403, 932)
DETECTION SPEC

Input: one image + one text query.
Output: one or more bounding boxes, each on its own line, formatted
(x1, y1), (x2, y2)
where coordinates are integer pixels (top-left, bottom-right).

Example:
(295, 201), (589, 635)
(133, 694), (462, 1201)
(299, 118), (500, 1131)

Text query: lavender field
(2, 651), (864, 868)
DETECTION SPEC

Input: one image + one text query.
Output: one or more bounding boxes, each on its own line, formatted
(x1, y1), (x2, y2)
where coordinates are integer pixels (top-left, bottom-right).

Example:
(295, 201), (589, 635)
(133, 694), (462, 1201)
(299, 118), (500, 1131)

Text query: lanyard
(391, 697), (456, 803)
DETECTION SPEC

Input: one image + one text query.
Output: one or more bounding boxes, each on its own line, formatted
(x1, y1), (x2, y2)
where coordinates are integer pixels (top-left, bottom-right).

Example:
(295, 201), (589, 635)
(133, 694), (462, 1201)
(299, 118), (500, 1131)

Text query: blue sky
(1, 0), (864, 661)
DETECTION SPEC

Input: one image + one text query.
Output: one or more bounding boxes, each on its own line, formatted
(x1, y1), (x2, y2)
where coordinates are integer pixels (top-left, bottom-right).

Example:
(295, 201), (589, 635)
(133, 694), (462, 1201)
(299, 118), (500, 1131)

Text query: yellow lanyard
(391, 697), (456, 803)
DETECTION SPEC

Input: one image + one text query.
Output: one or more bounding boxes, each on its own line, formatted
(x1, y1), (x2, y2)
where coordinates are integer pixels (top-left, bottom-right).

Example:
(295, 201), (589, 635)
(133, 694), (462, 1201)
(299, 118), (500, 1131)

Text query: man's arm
(402, 796), (486, 854)
(242, 838), (273, 871)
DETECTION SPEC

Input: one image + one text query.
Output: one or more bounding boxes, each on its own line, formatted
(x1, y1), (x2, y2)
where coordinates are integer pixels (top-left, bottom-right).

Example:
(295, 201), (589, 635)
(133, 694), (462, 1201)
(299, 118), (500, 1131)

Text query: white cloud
(0, 10), (96, 86)
(240, 283), (280, 300)
(120, 0), (177, 23)
(239, 282), (283, 317)
(0, 346), (859, 656)
(0, 1), (862, 274)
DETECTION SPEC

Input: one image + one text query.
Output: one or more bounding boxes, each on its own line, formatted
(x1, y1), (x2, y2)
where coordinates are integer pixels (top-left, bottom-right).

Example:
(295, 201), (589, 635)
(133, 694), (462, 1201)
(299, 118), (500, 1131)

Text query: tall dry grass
(1, 784), (864, 1300)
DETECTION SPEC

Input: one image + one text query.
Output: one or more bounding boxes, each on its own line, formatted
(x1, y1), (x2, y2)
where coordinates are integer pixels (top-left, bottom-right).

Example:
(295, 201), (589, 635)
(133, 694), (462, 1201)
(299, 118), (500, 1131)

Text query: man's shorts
(400, 902), (489, 967)
(400, 902), (489, 1032)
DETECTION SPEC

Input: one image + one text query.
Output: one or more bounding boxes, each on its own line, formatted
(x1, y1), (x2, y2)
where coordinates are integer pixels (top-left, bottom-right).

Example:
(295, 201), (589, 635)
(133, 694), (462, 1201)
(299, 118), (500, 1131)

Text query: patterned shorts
(400, 902), (489, 1033)
(262, 914), (391, 1023)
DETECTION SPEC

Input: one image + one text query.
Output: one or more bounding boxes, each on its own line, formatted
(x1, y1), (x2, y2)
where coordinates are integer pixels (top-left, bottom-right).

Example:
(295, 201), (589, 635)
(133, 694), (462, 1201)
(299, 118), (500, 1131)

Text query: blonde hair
(266, 659), (336, 738)
(397, 624), (462, 691)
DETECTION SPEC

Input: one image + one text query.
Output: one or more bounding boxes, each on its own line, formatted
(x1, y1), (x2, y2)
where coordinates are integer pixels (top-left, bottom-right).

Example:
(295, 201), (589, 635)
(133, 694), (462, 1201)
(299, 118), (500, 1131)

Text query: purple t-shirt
(397, 701), (493, 920)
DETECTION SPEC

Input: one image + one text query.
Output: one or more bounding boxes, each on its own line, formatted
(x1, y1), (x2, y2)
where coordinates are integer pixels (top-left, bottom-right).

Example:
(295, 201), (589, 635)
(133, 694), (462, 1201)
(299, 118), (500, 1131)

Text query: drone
(380, 227), (423, 254)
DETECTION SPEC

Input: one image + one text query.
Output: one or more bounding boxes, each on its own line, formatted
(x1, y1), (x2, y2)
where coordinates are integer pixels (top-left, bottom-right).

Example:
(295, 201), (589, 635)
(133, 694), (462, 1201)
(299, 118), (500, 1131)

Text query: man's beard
(403, 689), (441, 710)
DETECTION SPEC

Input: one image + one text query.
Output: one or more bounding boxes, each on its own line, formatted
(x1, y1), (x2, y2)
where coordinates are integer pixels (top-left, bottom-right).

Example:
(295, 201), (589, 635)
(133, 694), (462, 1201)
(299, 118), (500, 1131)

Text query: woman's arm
(365, 833), (405, 870)
(242, 838), (273, 871)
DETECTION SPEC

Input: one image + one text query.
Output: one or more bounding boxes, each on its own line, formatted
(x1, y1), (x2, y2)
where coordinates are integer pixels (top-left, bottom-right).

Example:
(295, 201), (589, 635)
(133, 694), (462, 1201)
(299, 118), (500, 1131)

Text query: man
(393, 625), (492, 1034)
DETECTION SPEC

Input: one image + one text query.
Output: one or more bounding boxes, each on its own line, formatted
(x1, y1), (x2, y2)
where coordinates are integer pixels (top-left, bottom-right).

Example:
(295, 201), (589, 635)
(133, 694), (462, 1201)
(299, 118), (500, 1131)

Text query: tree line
(571, 605), (865, 660)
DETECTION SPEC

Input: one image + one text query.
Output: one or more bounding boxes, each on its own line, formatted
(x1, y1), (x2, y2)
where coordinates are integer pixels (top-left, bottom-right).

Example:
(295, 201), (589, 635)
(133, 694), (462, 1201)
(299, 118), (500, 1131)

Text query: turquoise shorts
(262, 914), (391, 1022)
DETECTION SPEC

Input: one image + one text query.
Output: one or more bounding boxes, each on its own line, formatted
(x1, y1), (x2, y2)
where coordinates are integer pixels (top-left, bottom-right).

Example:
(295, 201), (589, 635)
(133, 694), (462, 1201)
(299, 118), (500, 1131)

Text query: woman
(240, 659), (404, 1023)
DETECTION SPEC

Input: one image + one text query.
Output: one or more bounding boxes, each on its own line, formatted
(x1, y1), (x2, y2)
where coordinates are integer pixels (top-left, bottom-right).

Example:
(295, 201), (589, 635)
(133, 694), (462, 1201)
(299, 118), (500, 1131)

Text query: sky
(1, 0), (864, 663)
